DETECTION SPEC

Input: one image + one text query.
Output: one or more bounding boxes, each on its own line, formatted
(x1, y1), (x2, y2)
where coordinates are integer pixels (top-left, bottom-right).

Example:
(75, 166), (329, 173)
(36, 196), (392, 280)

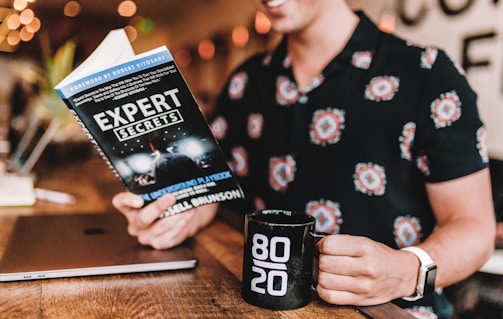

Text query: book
(55, 29), (244, 216)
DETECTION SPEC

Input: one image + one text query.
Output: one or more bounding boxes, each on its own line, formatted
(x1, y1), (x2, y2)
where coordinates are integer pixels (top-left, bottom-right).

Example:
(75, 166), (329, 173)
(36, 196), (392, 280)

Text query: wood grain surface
(0, 155), (414, 319)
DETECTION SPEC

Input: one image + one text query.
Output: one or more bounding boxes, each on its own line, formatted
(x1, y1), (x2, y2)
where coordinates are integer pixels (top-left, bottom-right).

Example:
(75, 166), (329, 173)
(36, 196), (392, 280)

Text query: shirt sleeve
(413, 49), (488, 183)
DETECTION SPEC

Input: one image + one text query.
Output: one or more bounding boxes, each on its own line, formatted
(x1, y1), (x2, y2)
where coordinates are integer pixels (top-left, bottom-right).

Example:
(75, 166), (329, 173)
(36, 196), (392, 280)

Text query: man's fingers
(112, 192), (144, 212)
(318, 234), (374, 257)
(136, 210), (192, 249)
(139, 194), (177, 224)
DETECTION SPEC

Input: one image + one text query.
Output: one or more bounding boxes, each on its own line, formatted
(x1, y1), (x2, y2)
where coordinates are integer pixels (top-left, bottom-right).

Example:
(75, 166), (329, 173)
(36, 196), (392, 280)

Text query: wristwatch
(401, 246), (437, 301)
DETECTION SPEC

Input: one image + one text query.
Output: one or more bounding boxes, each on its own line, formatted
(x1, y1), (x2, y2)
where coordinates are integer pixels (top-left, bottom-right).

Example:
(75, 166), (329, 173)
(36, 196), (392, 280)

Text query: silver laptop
(0, 213), (198, 281)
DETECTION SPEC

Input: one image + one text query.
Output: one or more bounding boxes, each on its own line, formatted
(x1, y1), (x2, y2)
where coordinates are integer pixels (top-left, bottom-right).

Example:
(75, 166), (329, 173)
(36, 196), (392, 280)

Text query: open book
(55, 29), (243, 215)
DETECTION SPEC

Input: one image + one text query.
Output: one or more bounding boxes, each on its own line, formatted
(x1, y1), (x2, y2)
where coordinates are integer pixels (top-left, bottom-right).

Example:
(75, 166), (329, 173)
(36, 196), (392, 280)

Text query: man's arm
(315, 168), (496, 306)
(419, 168), (496, 287)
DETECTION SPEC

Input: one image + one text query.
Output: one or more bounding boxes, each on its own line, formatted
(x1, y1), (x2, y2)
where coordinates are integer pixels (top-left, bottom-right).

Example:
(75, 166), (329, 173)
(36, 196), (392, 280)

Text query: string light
(133, 17), (155, 34)
(174, 49), (192, 68)
(378, 3), (396, 34)
(0, 0), (39, 51)
(6, 14), (21, 30)
(19, 9), (34, 25)
(378, 12), (396, 33)
(12, 0), (27, 11)
(19, 26), (34, 41)
(254, 11), (271, 34)
(1, 0), (267, 55)
(123, 25), (138, 41)
(6, 30), (21, 46)
(198, 39), (215, 60)
(232, 25), (249, 48)
(64, 1), (81, 17)
(25, 17), (41, 33)
(117, 0), (137, 18)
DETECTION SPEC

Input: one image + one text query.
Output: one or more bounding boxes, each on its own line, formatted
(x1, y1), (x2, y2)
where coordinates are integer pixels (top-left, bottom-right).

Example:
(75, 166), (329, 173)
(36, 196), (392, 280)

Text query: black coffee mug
(242, 210), (316, 310)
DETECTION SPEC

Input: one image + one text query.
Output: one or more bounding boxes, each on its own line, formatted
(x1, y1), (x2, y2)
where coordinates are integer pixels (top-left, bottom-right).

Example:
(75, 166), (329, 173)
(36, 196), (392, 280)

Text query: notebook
(0, 115), (59, 206)
(0, 174), (37, 206)
(0, 213), (198, 281)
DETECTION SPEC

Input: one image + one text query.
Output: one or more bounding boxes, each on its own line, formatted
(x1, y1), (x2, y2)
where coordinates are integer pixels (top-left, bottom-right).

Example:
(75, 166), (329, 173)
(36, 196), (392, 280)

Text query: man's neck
(288, 6), (359, 92)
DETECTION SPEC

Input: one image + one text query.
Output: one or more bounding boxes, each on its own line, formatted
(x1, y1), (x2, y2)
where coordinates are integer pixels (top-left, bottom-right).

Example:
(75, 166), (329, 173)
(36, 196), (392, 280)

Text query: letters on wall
(395, 0), (503, 159)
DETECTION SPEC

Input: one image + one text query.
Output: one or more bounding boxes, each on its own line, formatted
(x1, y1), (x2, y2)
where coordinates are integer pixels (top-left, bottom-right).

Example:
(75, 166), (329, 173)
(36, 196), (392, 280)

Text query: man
(112, 0), (496, 317)
(148, 135), (201, 188)
(0, 161), (5, 181)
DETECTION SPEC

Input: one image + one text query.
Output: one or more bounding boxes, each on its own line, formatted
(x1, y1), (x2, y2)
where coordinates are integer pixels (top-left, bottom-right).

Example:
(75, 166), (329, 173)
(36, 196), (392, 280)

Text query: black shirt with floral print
(210, 11), (487, 318)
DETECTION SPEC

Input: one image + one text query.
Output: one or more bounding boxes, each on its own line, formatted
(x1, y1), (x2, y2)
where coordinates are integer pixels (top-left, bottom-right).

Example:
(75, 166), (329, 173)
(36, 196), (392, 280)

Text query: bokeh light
(13, 0), (27, 11)
(117, 0), (137, 17)
(174, 49), (192, 68)
(232, 25), (249, 48)
(64, 1), (81, 17)
(19, 26), (34, 41)
(25, 17), (41, 33)
(134, 17), (155, 34)
(7, 30), (21, 46)
(6, 14), (21, 30)
(198, 39), (215, 60)
(19, 9), (34, 25)
(124, 25), (138, 41)
(255, 11), (271, 34)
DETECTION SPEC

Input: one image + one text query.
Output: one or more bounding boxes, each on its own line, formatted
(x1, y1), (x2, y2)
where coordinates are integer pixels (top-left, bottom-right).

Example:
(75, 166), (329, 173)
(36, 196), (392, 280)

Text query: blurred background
(0, 0), (501, 159)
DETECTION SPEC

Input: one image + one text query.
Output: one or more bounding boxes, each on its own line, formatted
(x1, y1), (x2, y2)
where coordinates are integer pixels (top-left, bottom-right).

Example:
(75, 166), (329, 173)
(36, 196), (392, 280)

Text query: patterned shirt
(210, 12), (488, 317)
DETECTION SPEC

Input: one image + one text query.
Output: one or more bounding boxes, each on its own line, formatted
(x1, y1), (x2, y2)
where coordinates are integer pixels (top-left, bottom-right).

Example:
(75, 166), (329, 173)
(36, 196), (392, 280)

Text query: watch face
(424, 264), (437, 295)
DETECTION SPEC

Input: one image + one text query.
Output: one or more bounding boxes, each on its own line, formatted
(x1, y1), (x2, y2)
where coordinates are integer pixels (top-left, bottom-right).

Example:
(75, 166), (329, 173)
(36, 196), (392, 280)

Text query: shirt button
(298, 95), (308, 104)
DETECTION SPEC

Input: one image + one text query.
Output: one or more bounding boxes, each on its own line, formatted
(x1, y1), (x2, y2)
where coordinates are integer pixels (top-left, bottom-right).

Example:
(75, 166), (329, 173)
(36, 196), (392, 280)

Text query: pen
(35, 188), (76, 205)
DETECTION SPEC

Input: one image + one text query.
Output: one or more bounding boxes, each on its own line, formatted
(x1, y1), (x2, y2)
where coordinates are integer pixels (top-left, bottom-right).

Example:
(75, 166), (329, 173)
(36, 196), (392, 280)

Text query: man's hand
(112, 192), (218, 249)
(315, 234), (419, 306)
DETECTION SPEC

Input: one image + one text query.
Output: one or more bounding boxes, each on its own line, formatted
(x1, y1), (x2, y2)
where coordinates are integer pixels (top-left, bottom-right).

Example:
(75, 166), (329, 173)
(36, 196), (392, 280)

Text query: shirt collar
(269, 11), (381, 72)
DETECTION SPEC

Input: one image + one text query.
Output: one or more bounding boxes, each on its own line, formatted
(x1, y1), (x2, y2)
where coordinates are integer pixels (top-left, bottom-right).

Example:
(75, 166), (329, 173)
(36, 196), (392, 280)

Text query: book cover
(55, 29), (244, 215)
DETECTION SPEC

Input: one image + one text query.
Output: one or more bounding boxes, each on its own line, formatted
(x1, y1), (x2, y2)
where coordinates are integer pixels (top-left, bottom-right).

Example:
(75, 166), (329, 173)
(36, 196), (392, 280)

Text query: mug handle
(310, 232), (330, 291)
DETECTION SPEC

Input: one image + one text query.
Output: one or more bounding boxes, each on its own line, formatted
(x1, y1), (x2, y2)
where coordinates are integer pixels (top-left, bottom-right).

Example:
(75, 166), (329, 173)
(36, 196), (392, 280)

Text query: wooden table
(0, 154), (414, 319)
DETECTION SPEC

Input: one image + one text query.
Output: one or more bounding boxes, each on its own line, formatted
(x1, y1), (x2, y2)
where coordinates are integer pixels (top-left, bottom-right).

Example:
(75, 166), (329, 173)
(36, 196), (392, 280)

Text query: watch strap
(401, 246), (437, 301)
